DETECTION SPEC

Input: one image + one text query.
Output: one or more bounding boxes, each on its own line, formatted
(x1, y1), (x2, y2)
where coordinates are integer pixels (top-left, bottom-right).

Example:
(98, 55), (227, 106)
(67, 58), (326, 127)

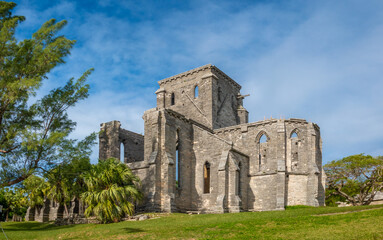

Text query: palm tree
(23, 175), (49, 208)
(45, 165), (72, 216)
(81, 158), (142, 223)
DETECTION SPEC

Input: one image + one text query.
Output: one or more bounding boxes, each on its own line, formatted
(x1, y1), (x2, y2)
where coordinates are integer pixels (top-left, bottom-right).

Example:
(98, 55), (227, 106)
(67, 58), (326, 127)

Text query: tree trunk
(64, 204), (69, 216)
(0, 174), (30, 187)
(5, 209), (9, 222)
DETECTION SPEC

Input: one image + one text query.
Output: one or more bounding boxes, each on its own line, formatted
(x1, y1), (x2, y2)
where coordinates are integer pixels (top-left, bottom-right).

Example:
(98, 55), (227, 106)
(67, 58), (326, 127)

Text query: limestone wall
(287, 174), (308, 205)
(214, 118), (325, 208)
(120, 128), (144, 163)
(27, 199), (84, 223)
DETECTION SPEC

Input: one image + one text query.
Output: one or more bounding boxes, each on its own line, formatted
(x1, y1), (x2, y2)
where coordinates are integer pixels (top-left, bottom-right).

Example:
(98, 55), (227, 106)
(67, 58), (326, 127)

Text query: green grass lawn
(1, 205), (382, 240)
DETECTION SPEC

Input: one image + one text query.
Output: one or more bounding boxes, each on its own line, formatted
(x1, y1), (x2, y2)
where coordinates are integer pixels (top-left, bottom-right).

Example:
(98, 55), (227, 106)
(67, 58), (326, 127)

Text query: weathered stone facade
(25, 198), (85, 223)
(99, 64), (326, 213)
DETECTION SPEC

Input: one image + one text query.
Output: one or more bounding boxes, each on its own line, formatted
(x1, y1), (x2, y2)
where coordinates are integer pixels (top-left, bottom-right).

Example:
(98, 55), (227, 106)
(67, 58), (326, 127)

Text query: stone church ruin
(99, 64), (326, 213)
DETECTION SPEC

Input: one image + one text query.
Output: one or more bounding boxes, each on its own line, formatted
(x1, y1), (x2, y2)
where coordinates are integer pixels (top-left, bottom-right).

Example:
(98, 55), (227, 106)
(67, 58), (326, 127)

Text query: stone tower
(155, 64), (248, 129)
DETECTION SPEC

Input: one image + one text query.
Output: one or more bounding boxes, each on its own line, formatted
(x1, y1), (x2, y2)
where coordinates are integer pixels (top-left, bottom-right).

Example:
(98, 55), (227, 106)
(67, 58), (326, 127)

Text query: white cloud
(13, 0), (383, 164)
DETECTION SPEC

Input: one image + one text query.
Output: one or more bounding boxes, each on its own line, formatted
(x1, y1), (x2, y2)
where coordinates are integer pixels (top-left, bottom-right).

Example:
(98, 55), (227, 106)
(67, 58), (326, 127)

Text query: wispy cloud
(13, 0), (383, 163)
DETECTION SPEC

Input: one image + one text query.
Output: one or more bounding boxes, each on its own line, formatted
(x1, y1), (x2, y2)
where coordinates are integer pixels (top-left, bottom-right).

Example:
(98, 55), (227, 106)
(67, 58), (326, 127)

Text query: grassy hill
(1, 205), (382, 240)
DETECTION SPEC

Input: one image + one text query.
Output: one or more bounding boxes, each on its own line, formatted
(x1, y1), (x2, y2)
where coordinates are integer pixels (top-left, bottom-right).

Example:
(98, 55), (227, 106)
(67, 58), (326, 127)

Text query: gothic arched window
(236, 162), (242, 196)
(203, 162), (210, 194)
(258, 133), (268, 169)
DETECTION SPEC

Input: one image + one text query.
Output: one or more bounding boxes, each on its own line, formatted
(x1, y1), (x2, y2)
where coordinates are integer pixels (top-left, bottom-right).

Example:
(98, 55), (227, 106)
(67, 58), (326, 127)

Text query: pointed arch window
(203, 162), (210, 194)
(171, 93), (175, 105)
(236, 162), (242, 196)
(258, 133), (268, 169)
(260, 134), (267, 143)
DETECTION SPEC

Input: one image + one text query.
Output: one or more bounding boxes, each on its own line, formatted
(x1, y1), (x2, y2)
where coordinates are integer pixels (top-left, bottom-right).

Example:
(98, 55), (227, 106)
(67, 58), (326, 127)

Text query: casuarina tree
(0, 1), (93, 187)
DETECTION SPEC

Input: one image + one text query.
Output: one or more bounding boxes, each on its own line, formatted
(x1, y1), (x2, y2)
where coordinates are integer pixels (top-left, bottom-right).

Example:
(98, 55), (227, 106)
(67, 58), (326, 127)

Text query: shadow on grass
(3, 221), (75, 231)
(122, 227), (145, 234)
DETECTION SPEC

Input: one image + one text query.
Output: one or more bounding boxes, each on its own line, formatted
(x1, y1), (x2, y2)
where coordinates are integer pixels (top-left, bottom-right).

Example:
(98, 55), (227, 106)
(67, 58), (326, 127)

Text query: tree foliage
(324, 154), (383, 206)
(0, 187), (27, 221)
(0, 1), (93, 187)
(21, 134), (95, 214)
(45, 135), (95, 215)
(22, 175), (48, 208)
(81, 158), (142, 223)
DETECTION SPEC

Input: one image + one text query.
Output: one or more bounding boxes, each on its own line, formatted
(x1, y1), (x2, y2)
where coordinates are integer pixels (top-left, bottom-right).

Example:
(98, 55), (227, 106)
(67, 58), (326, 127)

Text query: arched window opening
(258, 133), (268, 170)
(194, 85), (199, 98)
(236, 162), (242, 196)
(171, 93), (175, 105)
(260, 134), (267, 143)
(203, 162), (210, 194)
(176, 130), (180, 188)
(120, 142), (125, 163)
(218, 87), (222, 101)
(291, 132), (298, 138)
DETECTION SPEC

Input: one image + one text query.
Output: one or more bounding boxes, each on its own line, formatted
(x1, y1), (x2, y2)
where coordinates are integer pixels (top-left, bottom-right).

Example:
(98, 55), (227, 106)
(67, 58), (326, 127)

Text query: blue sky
(12, 0), (383, 164)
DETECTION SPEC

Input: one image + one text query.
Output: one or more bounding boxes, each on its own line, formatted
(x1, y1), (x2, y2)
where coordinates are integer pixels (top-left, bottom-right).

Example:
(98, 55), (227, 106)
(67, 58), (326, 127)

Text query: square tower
(155, 64), (248, 129)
